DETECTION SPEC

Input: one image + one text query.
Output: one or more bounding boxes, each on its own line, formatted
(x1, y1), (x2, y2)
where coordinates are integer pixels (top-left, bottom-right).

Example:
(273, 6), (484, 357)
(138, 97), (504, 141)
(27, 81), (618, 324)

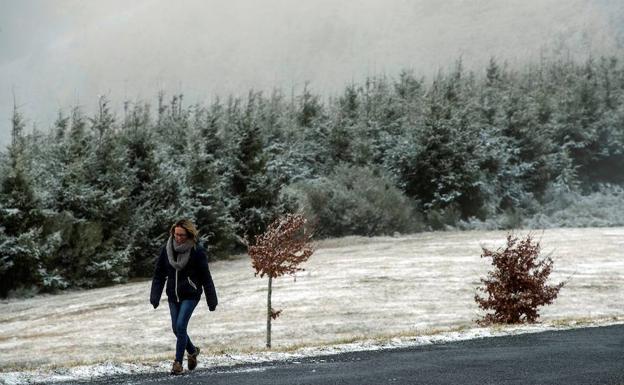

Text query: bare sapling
(248, 213), (314, 348)
(475, 233), (565, 325)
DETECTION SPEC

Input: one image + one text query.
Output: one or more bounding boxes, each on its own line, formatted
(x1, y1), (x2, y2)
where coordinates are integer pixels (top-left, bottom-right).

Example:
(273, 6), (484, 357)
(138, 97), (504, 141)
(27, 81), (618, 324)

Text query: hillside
(1, 227), (622, 383)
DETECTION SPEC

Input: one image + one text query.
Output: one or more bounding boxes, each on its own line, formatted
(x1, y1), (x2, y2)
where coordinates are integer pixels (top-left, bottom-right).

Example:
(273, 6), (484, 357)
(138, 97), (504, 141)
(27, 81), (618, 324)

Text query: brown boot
(188, 347), (200, 370)
(171, 360), (183, 375)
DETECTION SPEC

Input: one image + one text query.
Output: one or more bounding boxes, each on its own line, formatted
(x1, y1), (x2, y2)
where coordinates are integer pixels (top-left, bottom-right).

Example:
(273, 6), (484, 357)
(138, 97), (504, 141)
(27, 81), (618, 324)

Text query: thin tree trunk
(266, 275), (272, 348)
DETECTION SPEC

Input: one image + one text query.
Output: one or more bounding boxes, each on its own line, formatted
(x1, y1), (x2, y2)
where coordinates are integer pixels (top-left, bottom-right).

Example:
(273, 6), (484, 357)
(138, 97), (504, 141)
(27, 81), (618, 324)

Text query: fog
(1, 0), (623, 147)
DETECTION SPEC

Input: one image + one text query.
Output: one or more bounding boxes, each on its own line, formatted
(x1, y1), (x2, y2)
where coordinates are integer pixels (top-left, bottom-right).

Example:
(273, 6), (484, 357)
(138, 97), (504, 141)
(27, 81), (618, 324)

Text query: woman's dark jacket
(150, 243), (218, 311)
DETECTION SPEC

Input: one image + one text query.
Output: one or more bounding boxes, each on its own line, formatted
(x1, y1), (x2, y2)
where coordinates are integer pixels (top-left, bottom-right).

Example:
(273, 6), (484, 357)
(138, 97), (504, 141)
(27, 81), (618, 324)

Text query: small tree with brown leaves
(248, 213), (314, 348)
(475, 234), (565, 325)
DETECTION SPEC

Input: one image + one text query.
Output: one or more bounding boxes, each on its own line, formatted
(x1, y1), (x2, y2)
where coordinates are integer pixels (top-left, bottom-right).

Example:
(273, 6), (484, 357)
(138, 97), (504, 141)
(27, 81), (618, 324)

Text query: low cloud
(0, 0), (622, 146)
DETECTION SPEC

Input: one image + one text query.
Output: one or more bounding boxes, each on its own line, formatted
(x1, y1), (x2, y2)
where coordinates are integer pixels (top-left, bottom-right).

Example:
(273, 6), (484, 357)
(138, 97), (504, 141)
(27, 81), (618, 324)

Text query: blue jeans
(168, 299), (199, 362)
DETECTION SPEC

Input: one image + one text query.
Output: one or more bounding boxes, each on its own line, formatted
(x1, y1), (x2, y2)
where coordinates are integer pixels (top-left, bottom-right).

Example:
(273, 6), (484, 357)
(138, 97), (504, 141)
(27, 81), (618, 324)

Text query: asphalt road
(65, 324), (624, 385)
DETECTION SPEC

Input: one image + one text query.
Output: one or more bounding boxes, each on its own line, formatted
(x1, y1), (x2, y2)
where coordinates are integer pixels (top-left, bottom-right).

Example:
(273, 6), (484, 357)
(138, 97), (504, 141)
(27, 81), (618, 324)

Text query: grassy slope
(0, 227), (623, 372)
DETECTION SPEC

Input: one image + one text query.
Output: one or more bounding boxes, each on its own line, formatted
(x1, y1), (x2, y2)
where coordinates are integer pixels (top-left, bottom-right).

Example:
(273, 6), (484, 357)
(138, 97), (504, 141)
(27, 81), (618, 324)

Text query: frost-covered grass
(1, 227), (623, 384)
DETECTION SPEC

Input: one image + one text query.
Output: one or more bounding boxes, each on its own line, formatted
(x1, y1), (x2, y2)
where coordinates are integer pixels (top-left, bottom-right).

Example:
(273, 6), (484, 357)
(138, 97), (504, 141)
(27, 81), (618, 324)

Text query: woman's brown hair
(170, 219), (199, 244)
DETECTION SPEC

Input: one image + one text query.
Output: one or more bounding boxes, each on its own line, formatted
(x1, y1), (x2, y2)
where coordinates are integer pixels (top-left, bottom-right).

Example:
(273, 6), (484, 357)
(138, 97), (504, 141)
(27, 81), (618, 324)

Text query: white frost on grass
(0, 227), (623, 384)
(1, 321), (623, 385)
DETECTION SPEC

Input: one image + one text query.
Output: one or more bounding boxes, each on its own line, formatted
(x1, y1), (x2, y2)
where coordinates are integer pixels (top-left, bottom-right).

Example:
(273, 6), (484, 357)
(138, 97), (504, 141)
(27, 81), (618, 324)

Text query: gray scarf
(166, 236), (194, 271)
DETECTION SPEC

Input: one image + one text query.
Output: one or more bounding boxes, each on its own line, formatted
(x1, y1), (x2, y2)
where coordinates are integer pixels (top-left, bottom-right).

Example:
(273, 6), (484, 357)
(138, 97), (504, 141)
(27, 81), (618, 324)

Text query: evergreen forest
(1, 56), (624, 297)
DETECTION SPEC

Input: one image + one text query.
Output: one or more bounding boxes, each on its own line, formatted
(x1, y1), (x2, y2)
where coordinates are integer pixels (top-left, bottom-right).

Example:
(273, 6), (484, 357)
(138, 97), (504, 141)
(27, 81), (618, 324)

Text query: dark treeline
(1, 56), (624, 297)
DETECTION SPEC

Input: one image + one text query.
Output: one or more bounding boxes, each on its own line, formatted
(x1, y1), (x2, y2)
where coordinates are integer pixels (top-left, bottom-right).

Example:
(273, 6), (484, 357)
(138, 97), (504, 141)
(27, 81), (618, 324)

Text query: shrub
(475, 233), (565, 325)
(0, 229), (44, 297)
(284, 165), (423, 238)
(525, 183), (624, 228)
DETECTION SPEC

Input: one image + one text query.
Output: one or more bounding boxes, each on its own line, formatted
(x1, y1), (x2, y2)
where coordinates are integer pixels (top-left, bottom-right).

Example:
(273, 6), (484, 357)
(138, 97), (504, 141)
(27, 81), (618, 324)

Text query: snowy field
(1, 227), (623, 384)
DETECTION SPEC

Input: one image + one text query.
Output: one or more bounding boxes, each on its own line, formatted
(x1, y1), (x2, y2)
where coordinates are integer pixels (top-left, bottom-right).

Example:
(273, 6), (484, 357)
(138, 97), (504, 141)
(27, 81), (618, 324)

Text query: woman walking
(150, 219), (218, 375)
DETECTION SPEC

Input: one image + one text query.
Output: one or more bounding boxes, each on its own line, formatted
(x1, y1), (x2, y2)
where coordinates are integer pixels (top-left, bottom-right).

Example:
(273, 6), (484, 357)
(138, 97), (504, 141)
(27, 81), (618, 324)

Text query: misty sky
(1, 0), (622, 148)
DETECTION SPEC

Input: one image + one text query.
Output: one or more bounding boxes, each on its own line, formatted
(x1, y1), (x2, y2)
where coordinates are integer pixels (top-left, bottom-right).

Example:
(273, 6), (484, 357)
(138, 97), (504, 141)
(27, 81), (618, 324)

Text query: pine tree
(180, 106), (237, 258)
(229, 92), (281, 241)
(297, 83), (322, 129)
(119, 101), (165, 277)
(398, 64), (488, 225)
(0, 104), (46, 296)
